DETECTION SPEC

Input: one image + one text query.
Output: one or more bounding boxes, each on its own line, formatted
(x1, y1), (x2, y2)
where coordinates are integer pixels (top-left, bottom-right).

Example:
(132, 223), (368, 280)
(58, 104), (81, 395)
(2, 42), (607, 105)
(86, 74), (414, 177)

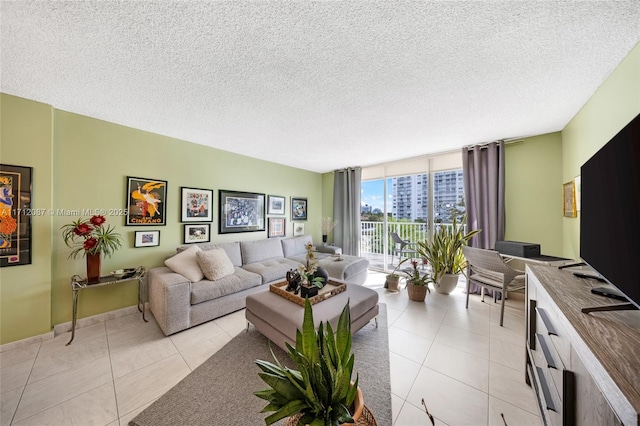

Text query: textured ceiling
(2, 1), (639, 173)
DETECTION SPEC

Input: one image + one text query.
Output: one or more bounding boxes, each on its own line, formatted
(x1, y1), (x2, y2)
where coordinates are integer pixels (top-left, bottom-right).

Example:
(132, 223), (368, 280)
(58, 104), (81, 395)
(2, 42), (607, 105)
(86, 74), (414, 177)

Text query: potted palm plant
(254, 299), (374, 426)
(417, 216), (481, 294)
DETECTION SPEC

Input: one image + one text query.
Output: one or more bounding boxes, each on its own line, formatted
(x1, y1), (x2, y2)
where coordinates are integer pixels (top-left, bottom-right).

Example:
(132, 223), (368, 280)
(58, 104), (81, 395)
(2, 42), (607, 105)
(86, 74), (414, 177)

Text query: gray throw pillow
(196, 248), (235, 281)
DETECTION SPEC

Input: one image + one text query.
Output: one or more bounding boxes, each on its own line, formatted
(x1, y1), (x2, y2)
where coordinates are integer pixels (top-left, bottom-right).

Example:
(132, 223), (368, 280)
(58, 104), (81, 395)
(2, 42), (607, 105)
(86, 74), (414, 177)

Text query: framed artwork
(267, 195), (286, 215)
(181, 187), (213, 222)
(563, 181), (577, 218)
(219, 190), (265, 234)
(268, 217), (286, 238)
(126, 177), (167, 226)
(134, 230), (160, 248)
(184, 224), (211, 244)
(293, 222), (305, 236)
(0, 164), (33, 267)
(291, 197), (307, 221)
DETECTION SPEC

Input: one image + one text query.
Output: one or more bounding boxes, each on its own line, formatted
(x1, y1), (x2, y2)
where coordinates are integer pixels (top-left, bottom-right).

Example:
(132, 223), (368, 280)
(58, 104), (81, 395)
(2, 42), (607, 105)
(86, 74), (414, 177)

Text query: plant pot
(407, 283), (428, 302)
(300, 285), (319, 298)
(385, 275), (400, 292)
(86, 252), (101, 284)
(436, 273), (459, 294)
(285, 387), (373, 426)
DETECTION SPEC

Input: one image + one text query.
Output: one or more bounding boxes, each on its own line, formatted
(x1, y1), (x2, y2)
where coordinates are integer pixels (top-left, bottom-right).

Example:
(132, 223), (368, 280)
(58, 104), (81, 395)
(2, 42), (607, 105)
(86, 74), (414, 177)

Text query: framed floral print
(126, 177), (167, 226)
(181, 187), (213, 222)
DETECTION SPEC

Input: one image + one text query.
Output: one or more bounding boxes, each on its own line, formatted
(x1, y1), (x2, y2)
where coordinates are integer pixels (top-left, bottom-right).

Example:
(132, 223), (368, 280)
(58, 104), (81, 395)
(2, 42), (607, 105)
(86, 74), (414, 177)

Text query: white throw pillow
(164, 245), (205, 282)
(196, 248), (235, 281)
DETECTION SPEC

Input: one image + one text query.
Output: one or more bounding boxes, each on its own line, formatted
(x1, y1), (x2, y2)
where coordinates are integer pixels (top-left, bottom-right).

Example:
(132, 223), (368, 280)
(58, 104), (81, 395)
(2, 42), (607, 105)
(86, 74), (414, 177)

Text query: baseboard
(53, 304), (143, 335)
(0, 331), (55, 353)
(1, 304), (148, 352)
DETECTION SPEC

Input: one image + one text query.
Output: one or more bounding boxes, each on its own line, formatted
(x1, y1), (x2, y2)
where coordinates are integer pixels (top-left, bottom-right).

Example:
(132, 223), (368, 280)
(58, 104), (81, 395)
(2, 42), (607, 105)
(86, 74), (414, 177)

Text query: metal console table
(67, 266), (147, 345)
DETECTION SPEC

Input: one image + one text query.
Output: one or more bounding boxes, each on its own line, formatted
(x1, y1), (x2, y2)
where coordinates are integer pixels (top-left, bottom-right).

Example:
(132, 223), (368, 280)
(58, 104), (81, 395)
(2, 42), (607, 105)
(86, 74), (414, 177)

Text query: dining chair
(462, 246), (525, 326)
(389, 232), (418, 266)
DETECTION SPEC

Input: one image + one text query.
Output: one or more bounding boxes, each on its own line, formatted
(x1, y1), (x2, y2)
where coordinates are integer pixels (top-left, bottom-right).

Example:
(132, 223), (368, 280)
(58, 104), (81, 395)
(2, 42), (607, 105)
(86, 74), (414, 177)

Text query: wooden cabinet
(526, 265), (640, 425)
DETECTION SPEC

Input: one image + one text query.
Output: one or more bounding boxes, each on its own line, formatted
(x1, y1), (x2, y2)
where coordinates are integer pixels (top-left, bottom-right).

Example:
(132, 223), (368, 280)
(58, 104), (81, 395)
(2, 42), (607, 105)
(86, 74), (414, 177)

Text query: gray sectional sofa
(147, 235), (369, 335)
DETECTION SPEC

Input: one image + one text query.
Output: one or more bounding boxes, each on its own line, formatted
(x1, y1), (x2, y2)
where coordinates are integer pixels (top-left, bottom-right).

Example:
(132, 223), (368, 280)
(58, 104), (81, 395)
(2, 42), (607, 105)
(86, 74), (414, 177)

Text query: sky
(361, 179), (392, 211)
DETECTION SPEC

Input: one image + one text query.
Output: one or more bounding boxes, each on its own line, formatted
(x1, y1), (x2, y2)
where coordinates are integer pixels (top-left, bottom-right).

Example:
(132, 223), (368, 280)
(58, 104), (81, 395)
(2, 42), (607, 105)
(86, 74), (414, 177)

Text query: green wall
(562, 42), (640, 259)
(1, 94), (324, 344)
(504, 133), (563, 256)
(1, 95), (54, 344)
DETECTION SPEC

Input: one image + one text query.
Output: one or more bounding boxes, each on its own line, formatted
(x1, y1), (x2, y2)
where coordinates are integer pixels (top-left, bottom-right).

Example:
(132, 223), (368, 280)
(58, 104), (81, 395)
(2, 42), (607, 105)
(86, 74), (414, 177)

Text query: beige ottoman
(245, 283), (379, 351)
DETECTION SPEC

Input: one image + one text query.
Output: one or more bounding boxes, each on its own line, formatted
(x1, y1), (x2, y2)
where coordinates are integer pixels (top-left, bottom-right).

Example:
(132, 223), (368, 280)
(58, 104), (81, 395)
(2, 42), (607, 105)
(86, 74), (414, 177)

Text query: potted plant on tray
(254, 299), (374, 425)
(404, 259), (433, 302)
(417, 216), (481, 294)
(297, 242), (326, 298)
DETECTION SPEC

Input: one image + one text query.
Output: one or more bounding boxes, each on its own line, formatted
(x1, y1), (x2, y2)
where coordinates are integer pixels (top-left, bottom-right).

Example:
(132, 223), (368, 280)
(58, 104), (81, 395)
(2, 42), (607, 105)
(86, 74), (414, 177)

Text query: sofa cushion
(177, 242), (242, 267)
(196, 248), (235, 281)
(242, 258), (302, 284)
(190, 268), (262, 305)
(241, 239), (284, 265)
(164, 245), (205, 282)
(281, 235), (313, 258)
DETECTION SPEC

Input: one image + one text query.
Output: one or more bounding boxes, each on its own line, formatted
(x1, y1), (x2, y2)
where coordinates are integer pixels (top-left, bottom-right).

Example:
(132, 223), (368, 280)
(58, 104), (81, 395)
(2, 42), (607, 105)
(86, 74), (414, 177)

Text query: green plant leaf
(263, 400), (308, 425)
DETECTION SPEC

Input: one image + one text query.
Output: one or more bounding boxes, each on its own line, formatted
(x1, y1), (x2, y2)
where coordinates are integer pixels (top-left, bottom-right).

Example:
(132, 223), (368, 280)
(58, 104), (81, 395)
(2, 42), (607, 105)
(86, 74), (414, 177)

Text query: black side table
(66, 266), (147, 345)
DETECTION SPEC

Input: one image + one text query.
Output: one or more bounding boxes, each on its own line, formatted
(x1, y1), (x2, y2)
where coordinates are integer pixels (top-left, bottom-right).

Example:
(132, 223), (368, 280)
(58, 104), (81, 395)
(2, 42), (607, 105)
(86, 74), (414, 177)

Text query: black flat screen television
(580, 113), (640, 309)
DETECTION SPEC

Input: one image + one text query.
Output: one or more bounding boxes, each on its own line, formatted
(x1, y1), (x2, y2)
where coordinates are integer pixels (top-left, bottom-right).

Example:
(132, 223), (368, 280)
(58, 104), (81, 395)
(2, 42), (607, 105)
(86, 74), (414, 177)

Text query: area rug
(130, 304), (391, 426)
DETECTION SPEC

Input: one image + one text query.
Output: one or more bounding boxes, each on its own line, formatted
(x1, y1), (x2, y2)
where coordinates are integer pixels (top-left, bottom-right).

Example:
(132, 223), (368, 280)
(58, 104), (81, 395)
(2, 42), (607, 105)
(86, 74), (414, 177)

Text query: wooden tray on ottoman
(270, 279), (347, 306)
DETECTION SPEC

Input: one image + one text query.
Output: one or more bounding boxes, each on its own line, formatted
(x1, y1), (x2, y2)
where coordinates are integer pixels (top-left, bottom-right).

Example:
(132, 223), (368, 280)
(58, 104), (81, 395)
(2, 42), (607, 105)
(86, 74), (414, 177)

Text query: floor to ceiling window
(360, 153), (464, 272)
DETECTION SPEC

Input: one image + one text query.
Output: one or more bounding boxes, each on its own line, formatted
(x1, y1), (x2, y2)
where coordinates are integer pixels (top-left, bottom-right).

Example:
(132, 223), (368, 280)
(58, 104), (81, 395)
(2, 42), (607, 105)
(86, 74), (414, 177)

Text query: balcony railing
(360, 220), (461, 265)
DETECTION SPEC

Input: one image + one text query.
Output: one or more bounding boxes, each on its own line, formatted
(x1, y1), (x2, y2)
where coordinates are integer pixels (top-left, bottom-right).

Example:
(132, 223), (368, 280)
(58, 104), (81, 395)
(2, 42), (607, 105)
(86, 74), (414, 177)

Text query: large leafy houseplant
(254, 299), (360, 426)
(416, 216), (481, 283)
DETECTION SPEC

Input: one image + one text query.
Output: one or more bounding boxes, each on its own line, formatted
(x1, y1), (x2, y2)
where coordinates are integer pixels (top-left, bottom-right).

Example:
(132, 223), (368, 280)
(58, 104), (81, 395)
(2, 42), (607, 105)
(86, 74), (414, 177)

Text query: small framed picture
(184, 224), (211, 244)
(181, 187), (213, 222)
(562, 181), (577, 218)
(268, 217), (286, 238)
(293, 222), (305, 236)
(291, 197), (307, 221)
(134, 230), (160, 248)
(267, 195), (286, 215)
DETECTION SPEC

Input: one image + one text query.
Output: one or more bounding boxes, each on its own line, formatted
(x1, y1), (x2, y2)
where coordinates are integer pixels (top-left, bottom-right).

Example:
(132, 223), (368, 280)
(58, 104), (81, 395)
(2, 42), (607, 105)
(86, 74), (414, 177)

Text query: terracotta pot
(285, 387), (365, 426)
(386, 275), (400, 292)
(86, 252), (101, 284)
(407, 283), (428, 302)
(436, 273), (459, 294)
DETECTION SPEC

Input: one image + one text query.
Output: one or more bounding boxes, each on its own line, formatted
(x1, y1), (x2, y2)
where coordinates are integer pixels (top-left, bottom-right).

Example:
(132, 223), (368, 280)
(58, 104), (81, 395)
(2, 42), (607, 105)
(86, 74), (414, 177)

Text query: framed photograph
(134, 230), (160, 248)
(219, 190), (265, 234)
(268, 217), (286, 238)
(267, 195), (286, 215)
(181, 187), (213, 222)
(291, 197), (307, 221)
(563, 181), (577, 218)
(293, 222), (305, 236)
(126, 176), (167, 226)
(0, 164), (33, 267)
(184, 224), (211, 244)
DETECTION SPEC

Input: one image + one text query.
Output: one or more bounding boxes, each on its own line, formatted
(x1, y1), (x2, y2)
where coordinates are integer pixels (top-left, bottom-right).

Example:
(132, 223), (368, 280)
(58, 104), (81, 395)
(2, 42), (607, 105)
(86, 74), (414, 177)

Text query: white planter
(436, 273), (459, 294)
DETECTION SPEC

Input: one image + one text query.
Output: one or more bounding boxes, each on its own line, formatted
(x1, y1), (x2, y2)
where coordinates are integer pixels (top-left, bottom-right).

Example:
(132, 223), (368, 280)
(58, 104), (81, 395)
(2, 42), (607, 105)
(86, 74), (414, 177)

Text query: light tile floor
(1, 271), (540, 426)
